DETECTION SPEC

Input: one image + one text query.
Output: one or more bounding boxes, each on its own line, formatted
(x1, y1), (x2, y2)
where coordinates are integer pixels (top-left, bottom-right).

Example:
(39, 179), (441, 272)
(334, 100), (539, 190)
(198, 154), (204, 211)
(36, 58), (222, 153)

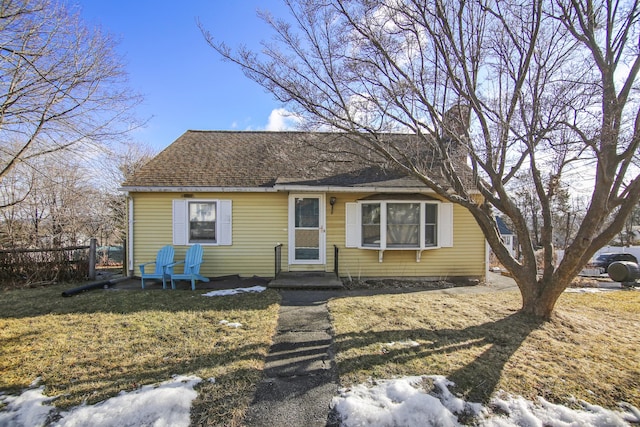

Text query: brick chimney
(440, 104), (470, 167)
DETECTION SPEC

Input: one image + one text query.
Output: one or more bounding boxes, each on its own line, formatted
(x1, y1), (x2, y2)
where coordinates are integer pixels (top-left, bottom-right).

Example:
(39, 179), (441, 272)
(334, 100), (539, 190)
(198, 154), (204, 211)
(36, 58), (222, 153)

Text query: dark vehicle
(591, 253), (638, 273)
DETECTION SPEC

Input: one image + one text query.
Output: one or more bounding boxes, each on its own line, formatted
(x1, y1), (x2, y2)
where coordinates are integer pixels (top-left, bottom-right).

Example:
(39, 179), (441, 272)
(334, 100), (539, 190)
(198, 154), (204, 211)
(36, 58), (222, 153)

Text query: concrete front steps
(268, 272), (344, 289)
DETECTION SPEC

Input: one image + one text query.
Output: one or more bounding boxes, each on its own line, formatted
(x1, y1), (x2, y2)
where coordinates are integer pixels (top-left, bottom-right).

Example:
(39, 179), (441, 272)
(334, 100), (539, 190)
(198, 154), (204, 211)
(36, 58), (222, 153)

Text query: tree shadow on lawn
(40, 356), (266, 427)
(335, 312), (543, 404)
(0, 284), (279, 319)
(0, 286), (281, 426)
(43, 339), (265, 398)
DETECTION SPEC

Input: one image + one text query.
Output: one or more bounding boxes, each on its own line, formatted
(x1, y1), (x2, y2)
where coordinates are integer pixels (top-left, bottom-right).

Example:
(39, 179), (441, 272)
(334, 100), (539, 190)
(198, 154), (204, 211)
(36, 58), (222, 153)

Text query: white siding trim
(218, 200), (233, 246)
(128, 197), (134, 274)
(438, 203), (454, 247)
(288, 193), (326, 265)
(172, 199), (188, 245)
(345, 202), (360, 248)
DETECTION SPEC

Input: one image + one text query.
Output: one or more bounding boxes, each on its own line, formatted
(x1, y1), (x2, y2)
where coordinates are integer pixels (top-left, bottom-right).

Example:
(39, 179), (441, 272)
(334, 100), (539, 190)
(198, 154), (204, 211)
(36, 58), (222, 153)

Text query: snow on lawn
(2, 375), (639, 427)
(564, 287), (617, 293)
(331, 376), (640, 427)
(0, 376), (202, 427)
(201, 285), (266, 297)
(219, 319), (243, 328)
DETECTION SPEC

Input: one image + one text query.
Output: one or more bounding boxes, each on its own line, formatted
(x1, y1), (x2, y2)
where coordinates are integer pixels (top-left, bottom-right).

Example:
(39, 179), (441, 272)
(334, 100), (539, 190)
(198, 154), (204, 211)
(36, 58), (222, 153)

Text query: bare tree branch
(205, 0), (640, 319)
(0, 0), (141, 193)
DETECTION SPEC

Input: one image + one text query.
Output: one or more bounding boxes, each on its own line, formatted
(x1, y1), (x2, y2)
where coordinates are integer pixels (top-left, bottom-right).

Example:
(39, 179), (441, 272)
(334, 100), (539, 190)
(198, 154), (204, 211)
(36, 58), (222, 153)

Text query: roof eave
(120, 184), (480, 194)
(273, 184), (436, 193)
(118, 186), (278, 193)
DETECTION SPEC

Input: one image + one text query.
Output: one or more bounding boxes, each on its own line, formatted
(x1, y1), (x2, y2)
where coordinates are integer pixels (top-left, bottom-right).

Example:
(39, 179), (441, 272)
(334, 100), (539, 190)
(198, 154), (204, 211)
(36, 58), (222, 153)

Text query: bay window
(361, 203), (381, 247)
(424, 203), (437, 246)
(346, 199), (453, 253)
(386, 202), (420, 248)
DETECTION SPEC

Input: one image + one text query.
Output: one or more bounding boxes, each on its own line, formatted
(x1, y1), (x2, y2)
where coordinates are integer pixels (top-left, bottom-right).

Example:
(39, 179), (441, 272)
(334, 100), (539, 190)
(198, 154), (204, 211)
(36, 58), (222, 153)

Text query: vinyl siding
(326, 193), (486, 279)
(130, 191), (485, 279)
(131, 192), (288, 278)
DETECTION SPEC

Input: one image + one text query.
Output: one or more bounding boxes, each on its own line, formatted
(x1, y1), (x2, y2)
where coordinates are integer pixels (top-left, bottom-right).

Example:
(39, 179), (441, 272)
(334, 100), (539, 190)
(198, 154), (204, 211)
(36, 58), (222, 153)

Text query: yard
(329, 288), (640, 410)
(1, 282), (639, 426)
(0, 284), (281, 426)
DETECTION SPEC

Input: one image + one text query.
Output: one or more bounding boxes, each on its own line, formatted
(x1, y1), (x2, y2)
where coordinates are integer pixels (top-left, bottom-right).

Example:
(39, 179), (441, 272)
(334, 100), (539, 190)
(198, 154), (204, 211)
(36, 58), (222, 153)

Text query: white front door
(288, 194), (326, 265)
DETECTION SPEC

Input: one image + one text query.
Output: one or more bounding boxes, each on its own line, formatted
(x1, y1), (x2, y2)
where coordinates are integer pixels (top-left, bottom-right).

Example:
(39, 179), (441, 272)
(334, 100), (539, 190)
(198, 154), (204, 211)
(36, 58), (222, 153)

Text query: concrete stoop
(268, 272), (344, 289)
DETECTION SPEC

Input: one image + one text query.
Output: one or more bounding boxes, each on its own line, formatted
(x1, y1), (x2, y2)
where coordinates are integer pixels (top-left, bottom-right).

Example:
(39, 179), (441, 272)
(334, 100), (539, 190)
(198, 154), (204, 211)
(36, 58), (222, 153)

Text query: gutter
(119, 186), (278, 193)
(118, 185), (480, 194)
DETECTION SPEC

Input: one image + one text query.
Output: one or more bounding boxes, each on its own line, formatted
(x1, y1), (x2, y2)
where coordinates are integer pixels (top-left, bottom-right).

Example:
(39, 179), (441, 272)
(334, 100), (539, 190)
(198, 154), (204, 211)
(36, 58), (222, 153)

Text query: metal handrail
(274, 243), (283, 278)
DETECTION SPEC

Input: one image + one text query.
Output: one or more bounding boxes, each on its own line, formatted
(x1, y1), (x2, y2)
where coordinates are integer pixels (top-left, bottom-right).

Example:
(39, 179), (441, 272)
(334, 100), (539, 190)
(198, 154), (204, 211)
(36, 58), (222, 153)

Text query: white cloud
(265, 108), (302, 131)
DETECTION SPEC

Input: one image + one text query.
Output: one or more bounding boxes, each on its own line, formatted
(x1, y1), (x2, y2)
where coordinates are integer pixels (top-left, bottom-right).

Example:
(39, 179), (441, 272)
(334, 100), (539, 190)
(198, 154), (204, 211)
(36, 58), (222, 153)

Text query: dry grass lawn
(0, 284), (280, 426)
(329, 288), (640, 410)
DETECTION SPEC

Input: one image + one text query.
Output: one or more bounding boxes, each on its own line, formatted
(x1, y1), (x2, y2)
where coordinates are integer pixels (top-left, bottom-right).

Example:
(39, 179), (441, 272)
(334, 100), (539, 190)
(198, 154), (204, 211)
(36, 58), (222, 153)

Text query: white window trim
(345, 199), (453, 262)
(288, 193), (326, 265)
(172, 199), (232, 246)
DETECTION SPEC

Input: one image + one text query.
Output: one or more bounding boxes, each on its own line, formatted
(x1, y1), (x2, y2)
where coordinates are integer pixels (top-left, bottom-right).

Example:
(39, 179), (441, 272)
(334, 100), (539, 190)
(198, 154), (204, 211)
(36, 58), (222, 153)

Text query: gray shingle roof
(121, 131), (451, 189)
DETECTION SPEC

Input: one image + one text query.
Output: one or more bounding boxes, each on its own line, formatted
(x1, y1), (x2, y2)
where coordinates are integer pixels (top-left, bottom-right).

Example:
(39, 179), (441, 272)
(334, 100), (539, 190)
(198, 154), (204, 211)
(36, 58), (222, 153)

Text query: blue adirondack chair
(167, 244), (210, 290)
(139, 245), (175, 289)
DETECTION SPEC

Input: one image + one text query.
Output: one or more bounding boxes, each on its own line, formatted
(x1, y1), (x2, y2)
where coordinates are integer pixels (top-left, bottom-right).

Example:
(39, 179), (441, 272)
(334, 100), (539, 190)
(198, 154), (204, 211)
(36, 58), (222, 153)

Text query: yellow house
(120, 131), (487, 282)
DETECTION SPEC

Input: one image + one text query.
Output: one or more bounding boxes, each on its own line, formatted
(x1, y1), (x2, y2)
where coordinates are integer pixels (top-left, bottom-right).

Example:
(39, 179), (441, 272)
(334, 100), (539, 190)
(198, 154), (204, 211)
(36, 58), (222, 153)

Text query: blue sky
(75, 1), (295, 151)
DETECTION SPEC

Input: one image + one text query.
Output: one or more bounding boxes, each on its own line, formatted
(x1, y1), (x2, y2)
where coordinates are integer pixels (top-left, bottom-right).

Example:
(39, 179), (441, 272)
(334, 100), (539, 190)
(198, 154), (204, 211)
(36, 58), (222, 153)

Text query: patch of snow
(331, 376), (481, 427)
(565, 288), (602, 293)
(483, 393), (633, 427)
(201, 286), (266, 297)
(3, 374), (639, 427)
(564, 287), (619, 293)
(0, 375), (201, 427)
(219, 319), (243, 328)
(383, 340), (420, 348)
(331, 376), (639, 427)
(0, 387), (56, 427)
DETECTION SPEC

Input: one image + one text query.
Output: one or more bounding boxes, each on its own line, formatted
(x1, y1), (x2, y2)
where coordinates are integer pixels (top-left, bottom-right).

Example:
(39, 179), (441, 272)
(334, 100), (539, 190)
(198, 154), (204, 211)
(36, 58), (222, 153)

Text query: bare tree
(203, 0), (640, 319)
(102, 141), (156, 243)
(0, 0), (141, 206)
(617, 202), (640, 245)
(0, 139), (155, 250)
(0, 154), (96, 247)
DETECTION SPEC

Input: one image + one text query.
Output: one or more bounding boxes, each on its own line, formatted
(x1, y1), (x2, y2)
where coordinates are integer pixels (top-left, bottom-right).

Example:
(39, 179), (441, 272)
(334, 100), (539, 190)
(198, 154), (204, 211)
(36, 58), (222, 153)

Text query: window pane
(189, 202), (216, 242)
(361, 203), (381, 247)
(425, 204), (437, 246)
(295, 229), (319, 260)
(295, 198), (319, 228)
(387, 203), (419, 248)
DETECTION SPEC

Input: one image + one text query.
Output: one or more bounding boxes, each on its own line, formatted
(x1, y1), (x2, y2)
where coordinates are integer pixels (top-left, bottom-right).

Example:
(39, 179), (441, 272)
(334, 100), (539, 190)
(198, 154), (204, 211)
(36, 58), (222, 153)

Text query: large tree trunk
(518, 277), (565, 320)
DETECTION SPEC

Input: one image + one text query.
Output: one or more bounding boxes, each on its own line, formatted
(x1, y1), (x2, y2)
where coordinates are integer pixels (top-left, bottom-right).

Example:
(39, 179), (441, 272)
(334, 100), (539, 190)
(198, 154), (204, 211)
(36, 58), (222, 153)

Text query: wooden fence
(0, 239), (97, 288)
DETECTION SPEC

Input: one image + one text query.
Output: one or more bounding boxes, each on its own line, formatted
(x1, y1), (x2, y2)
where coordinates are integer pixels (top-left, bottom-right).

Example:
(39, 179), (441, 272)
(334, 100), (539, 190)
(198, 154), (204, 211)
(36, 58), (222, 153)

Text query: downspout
(128, 195), (134, 277)
(485, 239), (490, 285)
